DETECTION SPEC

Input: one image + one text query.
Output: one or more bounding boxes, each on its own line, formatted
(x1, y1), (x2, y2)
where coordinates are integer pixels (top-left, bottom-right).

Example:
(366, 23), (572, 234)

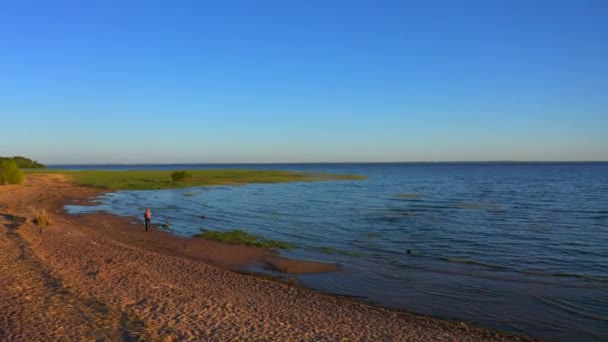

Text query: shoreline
(0, 174), (538, 340)
(62, 206), (340, 276)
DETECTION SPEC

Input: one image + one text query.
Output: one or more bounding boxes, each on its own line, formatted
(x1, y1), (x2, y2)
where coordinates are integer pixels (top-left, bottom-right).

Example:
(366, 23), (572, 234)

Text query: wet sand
(0, 174), (538, 340)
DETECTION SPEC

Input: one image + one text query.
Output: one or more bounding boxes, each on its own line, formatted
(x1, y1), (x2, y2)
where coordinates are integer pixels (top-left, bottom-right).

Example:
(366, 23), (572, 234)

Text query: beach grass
(196, 229), (291, 249)
(24, 169), (366, 190)
(33, 209), (52, 226)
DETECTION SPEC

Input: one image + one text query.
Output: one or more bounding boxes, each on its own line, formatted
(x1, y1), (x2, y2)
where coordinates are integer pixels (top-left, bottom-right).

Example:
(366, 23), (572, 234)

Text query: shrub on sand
(33, 209), (52, 226)
(0, 159), (24, 185)
(171, 170), (193, 182)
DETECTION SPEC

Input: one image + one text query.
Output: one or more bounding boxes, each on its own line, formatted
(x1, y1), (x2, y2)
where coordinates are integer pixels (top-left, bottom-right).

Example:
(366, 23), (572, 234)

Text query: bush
(171, 170), (193, 182)
(33, 209), (52, 226)
(0, 159), (24, 185)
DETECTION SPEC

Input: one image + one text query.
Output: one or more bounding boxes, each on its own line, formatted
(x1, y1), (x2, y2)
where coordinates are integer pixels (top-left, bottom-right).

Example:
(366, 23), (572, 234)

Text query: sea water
(61, 163), (608, 341)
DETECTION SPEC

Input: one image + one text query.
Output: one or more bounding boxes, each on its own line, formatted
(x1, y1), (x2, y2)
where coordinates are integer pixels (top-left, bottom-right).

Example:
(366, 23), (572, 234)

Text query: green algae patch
(196, 229), (291, 250)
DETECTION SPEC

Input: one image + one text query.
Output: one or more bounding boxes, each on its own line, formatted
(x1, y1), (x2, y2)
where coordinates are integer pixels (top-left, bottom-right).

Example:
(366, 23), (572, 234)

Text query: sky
(0, 0), (607, 164)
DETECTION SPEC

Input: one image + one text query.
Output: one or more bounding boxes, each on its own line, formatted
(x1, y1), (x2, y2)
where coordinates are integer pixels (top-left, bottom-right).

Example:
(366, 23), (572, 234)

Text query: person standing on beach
(144, 208), (152, 232)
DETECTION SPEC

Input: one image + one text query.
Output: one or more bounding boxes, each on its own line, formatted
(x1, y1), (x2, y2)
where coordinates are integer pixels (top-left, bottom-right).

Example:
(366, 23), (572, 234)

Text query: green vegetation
(0, 159), (25, 185)
(196, 229), (291, 249)
(33, 209), (52, 226)
(25, 169), (366, 190)
(171, 170), (193, 182)
(0, 156), (45, 168)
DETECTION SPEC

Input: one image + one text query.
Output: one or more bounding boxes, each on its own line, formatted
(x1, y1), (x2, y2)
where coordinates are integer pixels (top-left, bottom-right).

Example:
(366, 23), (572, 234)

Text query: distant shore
(0, 174), (536, 340)
(24, 168), (366, 190)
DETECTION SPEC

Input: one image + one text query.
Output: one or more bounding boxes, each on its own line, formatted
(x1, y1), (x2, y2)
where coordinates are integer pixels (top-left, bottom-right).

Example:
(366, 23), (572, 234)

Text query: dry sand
(0, 174), (539, 341)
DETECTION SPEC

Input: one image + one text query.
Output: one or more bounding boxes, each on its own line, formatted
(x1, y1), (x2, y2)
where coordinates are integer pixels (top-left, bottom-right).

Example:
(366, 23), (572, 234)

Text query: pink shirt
(145, 209), (151, 219)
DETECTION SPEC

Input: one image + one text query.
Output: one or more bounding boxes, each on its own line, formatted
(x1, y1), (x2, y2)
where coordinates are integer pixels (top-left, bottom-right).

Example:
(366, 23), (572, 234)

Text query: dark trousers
(145, 217), (151, 231)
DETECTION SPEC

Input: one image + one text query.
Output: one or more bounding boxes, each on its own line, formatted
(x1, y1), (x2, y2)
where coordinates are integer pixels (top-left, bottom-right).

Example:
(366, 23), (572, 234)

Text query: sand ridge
(0, 174), (538, 341)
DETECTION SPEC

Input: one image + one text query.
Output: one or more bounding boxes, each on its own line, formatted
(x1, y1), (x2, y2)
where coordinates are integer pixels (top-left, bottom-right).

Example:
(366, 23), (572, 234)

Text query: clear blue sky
(1, 0), (606, 163)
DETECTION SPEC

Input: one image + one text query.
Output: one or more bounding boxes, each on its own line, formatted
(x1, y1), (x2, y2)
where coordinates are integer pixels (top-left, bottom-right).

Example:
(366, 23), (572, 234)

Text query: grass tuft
(33, 209), (52, 226)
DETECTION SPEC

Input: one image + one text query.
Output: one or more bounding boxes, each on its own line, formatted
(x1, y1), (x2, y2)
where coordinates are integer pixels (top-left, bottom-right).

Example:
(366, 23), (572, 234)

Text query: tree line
(0, 156), (46, 169)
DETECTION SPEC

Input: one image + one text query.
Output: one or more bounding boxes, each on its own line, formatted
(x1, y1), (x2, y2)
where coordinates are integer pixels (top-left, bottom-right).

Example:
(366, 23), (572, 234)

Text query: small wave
(452, 202), (501, 210)
(535, 296), (608, 322)
(393, 193), (422, 199)
(412, 203), (453, 208)
(364, 231), (383, 238)
(365, 216), (403, 223)
(549, 272), (608, 283)
(547, 208), (608, 214)
(315, 246), (363, 257)
(406, 264), (605, 289)
(387, 208), (416, 216)
(440, 257), (509, 270)
(520, 268), (608, 283)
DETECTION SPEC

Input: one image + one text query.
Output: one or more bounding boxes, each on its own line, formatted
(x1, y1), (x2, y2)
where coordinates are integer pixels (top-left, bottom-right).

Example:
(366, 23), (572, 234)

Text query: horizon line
(46, 160), (608, 166)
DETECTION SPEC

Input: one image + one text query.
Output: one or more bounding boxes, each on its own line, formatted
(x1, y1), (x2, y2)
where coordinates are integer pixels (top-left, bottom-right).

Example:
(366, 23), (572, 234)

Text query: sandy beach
(0, 175), (538, 341)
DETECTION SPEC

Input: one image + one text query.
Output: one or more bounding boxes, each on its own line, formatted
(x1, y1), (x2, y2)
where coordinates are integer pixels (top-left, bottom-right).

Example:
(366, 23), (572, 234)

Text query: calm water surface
(61, 163), (608, 341)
